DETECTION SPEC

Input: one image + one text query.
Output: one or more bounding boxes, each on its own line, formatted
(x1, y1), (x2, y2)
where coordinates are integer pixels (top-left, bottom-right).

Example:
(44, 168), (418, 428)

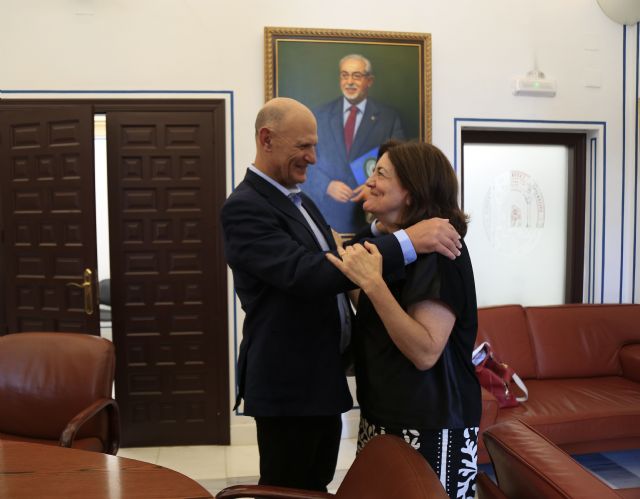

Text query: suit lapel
(300, 193), (336, 251)
(329, 99), (348, 159)
(244, 170), (325, 250)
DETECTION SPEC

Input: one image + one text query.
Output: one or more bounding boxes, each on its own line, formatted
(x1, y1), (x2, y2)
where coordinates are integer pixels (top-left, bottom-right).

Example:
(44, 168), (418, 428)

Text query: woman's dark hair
(377, 140), (469, 237)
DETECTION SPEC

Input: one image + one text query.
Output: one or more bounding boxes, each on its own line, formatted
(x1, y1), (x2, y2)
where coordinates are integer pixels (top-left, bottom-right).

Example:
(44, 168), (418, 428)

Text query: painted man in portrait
(303, 54), (405, 233)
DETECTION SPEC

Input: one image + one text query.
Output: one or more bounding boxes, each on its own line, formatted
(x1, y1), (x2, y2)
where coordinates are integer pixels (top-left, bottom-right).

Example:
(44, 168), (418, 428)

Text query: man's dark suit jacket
(304, 97), (405, 233)
(221, 169), (406, 417)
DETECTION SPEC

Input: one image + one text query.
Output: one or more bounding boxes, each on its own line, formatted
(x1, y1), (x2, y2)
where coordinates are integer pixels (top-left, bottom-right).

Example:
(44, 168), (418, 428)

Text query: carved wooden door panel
(0, 106), (99, 334)
(106, 109), (229, 445)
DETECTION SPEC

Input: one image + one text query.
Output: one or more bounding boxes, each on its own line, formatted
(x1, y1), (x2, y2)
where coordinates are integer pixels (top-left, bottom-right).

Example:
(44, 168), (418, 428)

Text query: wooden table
(0, 440), (213, 498)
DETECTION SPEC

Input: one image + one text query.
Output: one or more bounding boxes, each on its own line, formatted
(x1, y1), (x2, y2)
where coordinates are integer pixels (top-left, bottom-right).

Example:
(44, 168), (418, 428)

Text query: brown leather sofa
(478, 419), (640, 498)
(476, 304), (640, 464)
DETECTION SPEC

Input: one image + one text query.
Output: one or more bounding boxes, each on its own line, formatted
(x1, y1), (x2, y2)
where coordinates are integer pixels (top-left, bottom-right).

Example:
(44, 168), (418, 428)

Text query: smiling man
(304, 54), (405, 234)
(220, 97), (461, 492)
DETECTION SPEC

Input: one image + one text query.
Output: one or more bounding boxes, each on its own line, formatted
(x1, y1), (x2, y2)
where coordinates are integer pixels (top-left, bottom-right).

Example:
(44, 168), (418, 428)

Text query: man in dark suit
(304, 54), (405, 233)
(221, 97), (461, 491)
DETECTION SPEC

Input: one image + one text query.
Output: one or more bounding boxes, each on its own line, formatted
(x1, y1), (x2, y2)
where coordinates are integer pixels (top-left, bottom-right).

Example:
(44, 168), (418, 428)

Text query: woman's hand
(326, 241), (383, 293)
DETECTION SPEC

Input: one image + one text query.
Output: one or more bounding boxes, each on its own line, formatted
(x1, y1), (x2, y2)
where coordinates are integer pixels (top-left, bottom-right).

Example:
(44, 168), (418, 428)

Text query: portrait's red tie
(343, 105), (358, 154)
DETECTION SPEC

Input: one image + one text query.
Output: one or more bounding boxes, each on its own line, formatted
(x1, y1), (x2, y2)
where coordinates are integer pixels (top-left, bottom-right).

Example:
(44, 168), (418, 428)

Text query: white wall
(2, 0), (639, 444)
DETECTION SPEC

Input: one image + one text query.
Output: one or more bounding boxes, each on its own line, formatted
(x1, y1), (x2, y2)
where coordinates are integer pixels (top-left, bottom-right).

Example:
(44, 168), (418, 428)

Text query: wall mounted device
(513, 69), (557, 97)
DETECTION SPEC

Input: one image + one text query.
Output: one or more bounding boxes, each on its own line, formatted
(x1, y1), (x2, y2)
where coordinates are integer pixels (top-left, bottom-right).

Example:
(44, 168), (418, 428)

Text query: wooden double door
(0, 100), (229, 446)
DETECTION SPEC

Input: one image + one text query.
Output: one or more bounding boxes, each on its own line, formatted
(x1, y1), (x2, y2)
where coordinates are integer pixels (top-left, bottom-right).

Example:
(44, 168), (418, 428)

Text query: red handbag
(472, 342), (528, 408)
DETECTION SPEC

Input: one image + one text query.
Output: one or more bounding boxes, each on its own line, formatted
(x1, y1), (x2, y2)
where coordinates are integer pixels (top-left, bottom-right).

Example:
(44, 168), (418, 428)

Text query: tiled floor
(120, 441), (640, 497)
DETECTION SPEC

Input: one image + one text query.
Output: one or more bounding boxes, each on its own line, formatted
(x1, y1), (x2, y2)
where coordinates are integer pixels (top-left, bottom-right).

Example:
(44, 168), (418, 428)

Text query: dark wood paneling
(0, 99), (230, 445)
(106, 108), (229, 445)
(0, 105), (99, 333)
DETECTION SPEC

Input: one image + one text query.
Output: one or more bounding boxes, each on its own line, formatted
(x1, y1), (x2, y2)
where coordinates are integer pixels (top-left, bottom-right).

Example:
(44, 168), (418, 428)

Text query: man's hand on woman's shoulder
(405, 218), (462, 260)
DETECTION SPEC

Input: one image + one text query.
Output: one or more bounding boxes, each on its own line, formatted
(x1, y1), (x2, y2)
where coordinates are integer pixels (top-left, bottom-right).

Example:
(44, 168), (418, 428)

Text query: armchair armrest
(620, 344), (640, 383)
(60, 397), (120, 455)
(216, 485), (333, 499)
(483, 420), (619, 498)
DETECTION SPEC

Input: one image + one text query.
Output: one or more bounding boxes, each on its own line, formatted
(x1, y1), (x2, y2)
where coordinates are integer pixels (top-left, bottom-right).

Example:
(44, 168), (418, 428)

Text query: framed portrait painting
(265, 26), (431, 235)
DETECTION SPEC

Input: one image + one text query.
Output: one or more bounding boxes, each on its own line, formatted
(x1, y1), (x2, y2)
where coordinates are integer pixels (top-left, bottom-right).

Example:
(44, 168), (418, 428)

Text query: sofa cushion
(495, 377), (640, 447)
(477, 305), (537, 379)
(525, 304), (640, 378)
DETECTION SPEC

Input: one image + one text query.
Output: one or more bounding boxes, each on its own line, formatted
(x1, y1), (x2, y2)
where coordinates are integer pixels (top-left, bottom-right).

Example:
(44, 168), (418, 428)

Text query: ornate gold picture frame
(264, 26), (431, 234)
(265, 26), (431, 142)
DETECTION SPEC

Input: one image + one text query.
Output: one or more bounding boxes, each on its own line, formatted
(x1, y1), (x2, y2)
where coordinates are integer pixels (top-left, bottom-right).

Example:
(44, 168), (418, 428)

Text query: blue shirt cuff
(394, 229), (417, 265)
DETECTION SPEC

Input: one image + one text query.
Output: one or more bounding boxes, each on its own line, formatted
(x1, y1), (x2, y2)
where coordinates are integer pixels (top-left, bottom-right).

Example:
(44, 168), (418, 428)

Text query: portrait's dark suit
(304, 97), (405, 233)
(221, 169), (406, 418)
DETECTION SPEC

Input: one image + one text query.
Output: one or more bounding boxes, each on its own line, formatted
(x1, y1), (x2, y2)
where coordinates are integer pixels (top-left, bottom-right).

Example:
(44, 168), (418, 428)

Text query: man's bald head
(255, 97), (315, 136)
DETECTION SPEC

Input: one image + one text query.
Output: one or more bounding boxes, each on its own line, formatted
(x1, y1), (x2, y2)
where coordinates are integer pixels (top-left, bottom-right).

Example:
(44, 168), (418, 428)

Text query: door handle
(66, 268), (95, 316)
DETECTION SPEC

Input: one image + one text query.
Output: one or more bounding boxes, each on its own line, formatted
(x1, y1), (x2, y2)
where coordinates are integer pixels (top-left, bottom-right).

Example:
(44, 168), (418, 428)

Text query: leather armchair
(480, 419), (640, 499)
(216, 434), (449, 498)
(0, 332), (120, 454)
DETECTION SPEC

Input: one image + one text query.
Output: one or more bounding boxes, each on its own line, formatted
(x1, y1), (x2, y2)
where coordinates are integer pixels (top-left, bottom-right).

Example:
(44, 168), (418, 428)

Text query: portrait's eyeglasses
(340, 71), (369, 81)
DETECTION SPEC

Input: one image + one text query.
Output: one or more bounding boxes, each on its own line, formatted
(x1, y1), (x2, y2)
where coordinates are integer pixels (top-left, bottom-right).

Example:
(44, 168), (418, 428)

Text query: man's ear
(259, 127), (273, 151)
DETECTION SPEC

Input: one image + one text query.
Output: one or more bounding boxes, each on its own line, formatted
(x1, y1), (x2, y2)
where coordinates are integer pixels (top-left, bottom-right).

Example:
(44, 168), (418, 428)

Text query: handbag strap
(512, 372), (529, 402)
(473, 341), (529, 402)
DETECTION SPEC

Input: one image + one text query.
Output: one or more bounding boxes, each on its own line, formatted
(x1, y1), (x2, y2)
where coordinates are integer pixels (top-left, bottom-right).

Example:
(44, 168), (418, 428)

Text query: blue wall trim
(453, 122), (458, 174)
(620, 26), (627, 303)
(634, 25), (639, 303)
(593, 140), (597, 303)
(602, 125), (607, 304)
(589, 138), (596, 303)
(229, 93), (236, 189)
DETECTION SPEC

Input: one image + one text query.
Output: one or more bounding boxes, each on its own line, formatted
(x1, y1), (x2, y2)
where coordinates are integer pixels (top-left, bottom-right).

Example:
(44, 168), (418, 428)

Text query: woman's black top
(354, 240), (481, 430)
